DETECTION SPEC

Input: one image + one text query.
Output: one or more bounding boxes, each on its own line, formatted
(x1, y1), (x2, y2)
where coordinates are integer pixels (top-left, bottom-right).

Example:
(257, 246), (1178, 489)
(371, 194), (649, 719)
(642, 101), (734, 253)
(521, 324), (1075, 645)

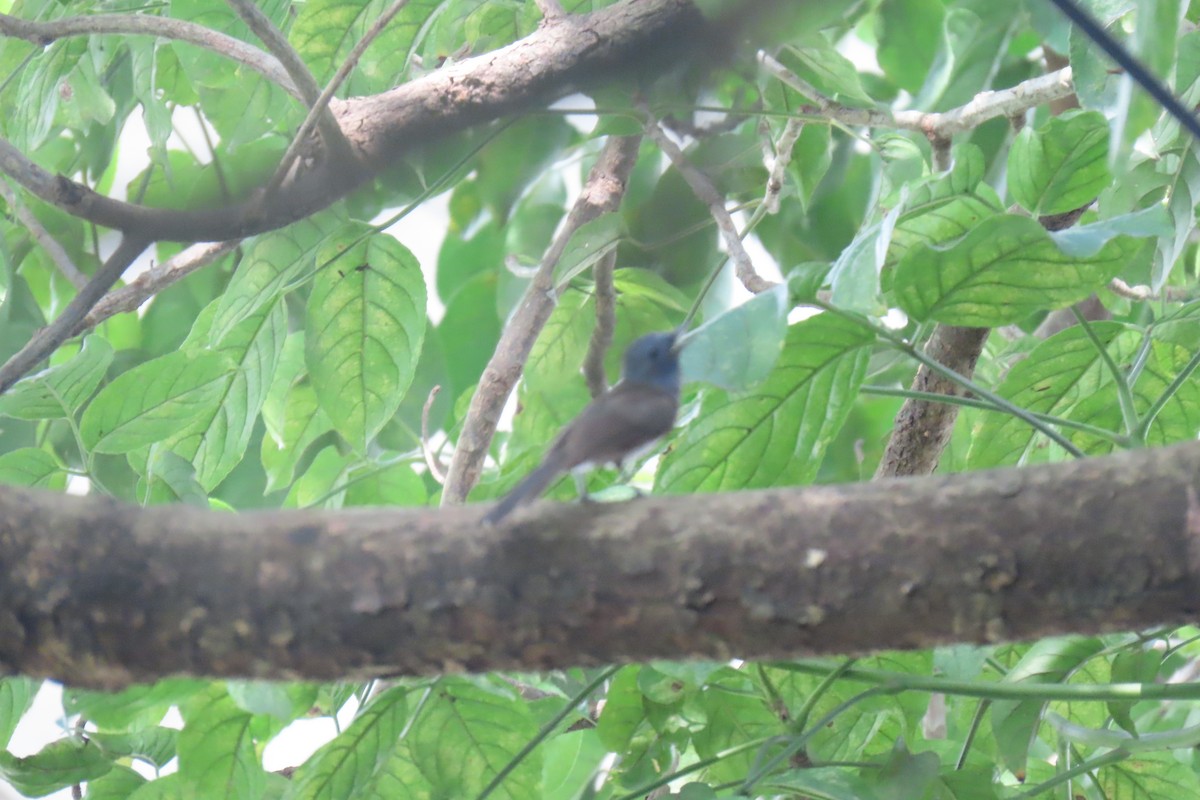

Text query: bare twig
(763, 118), (803, 214)
(224, 0), (350, 158)
(441, 135), (642, 505)
(642, 111), (775, 294)
(0, 182), (87, 288)
(422, 386), (447, 485)
(264, 0), (411, 198)
(1108, 277), (1195, 303)
(583, 249), (617, 397)
(758, 52), (1075, 141)
(81, 241), (240, 332)
(0, 235), (150, 394)
(0, 12), (299, 98)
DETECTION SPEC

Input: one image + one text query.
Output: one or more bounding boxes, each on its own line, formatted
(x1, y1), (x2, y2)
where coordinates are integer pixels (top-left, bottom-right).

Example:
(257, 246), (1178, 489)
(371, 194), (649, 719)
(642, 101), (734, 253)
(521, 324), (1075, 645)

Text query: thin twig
(81, 241), (240, 332)
(441, 135), (642, 505)
(223, 0), (349, 157)
(0, 181), (87, 288)
(422, 386), (446, 485)
(0, 235), (150, 393)
(583, 249), (617, 397)
(1109, 277), (1194, 302)
(758, 51), (1075, 140)
(264, 0), (411, 198)
(763, 118), (803, 214)
(641, 109), (775, 294)
(0, 11), (299, 98)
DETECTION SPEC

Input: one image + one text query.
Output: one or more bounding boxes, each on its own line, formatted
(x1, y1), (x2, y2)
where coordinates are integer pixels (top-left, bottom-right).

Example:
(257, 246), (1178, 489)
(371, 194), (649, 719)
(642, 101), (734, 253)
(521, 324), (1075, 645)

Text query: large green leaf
(0, 448), (64, 489)
(0, 677), (37, 749)
(305, 227), (427, 450)
(409, 678), (540, 799)
(0, 335), (113, 420)
(657, 314), (872, 494)
(262, 381), (334, 493)
(169, 299), (287, 490)
(990, 637), (1104, 772)
(1008, 110), (1111, 216)
(79, 350), (237, 455)
(210, 214), (342, 343)
(178, 686), (266, 799)
(679, 283), (789, 389)
(893, 212), (1158, 326)
(0, 739), (111, 797)
(284, 686), (408, 800)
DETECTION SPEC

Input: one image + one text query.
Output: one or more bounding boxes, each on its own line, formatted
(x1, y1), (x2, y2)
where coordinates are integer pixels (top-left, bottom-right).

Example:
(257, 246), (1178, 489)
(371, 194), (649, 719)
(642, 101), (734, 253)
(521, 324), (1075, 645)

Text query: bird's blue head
(622, 331), (681, 395)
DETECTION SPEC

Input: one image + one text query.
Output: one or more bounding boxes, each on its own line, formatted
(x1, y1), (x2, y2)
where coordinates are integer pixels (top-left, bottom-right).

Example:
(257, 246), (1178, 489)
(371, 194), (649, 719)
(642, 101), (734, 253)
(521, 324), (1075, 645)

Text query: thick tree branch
(0, 12), (300, 98)
(0, 0), (702, 243)
(5, 442), (1200, 688)
(440, 134), (642, 505)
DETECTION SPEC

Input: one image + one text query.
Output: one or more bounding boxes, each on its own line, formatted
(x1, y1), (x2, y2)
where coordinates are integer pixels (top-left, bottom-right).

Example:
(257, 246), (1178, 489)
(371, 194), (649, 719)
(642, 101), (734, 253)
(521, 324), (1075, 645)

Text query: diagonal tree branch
(5, 439), (1200, 689)
(441, 135), (643, 505)
(0, 0), (702, 244)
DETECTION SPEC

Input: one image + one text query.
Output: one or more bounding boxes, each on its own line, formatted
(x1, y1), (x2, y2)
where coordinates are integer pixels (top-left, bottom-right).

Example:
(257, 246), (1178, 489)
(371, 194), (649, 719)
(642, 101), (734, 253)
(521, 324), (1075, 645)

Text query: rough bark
(0, 0), (701, 243)
(4, 442), (1200, 689)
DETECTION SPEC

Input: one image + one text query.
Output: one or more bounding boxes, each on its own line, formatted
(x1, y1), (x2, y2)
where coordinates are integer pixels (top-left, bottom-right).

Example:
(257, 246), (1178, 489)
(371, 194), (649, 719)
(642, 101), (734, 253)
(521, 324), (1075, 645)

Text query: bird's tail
(482, 456), (564, 524)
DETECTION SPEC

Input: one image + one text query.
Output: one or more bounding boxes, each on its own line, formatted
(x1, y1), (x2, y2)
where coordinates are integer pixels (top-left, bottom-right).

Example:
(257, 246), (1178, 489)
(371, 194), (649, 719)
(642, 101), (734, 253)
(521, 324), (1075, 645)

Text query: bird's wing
(556, 383), (678, 469)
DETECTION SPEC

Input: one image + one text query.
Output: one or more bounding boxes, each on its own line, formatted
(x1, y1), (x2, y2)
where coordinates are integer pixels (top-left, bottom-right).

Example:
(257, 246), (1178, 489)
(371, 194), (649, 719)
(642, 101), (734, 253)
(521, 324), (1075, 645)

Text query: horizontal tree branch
(4, 441), (1200, 689)
(0, 0), (702, 243)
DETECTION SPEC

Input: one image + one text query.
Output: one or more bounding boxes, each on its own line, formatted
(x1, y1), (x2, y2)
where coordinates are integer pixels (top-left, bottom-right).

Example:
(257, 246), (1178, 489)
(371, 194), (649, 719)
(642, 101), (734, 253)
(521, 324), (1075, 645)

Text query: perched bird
(483, 331), (681, 524)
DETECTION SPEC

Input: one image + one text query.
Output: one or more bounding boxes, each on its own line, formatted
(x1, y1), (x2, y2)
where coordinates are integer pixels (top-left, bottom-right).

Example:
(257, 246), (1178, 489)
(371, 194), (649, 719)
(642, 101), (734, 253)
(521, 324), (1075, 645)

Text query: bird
(483, 330), (682, 524)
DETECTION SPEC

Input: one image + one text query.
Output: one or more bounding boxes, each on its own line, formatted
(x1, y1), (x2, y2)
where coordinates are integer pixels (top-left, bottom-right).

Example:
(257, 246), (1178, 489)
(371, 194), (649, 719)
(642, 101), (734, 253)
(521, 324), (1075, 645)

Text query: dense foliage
(4, 0), (1200, 797)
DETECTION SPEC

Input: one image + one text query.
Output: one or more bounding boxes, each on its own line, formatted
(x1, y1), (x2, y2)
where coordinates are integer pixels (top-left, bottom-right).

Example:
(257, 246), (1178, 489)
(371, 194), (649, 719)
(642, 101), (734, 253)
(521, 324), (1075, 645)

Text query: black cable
(1048, 0), (1200, 142)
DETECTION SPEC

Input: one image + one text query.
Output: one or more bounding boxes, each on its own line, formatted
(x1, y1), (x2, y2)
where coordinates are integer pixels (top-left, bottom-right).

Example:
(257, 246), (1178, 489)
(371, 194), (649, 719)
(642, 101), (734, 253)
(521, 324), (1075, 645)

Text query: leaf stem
(1136, 344), (1200, 441)
(814, 303), (1087, 458)
(475, 666), (620, 800)
(1070, 307), (1140, 442)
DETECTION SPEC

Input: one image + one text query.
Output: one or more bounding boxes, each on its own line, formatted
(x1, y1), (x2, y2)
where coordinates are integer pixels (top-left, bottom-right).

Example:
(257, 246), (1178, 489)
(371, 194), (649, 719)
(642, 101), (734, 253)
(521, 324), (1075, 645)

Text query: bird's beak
(670, 327), (686, 355)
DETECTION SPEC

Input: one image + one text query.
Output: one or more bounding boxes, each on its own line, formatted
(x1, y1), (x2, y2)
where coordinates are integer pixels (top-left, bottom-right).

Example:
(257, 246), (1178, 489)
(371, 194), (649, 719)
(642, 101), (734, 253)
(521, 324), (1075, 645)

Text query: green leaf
(990, 636), (1104, 772)
(170, 299), (287, 490)
(0, 739), (111, 797)
(0, 335), (113, 420)
(680, 284), (789, 389)
(305, 227), (427, 450)
(541, 729), (608, 800)
(262, 381), (333, 492)
(80, 350), (237, 454)
(1008, 110), (1112, 215)
(595, 666), (644, 751)
(759, 767), (878, 800)
(783, 35), (873, 105)
(877, 0), (946, 94)
(1108, 649), (1163, 735)
(657, 314), (873, 494)
(64, 679), (207, 731)
(893, 213), (1147, 326)
(84, 765), (148, 800)
(135, 447), (208, 507)
(0, 677), (38, 748)
(1097, 750), (1200, 800)
(553, 212), (624, 285)
(90, 727), (178, 770)
(343, 461), (426, 507)
(211, 215), (342, 343)
(284, 686), (407, 800)
(692, 681), (783, 784)
(0, 448), (64, 489)
(409, 678), (540, 799)
(227, 681), (318, 723)
(178, 686), (266, 799)
(968, 322), (1125, 468)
